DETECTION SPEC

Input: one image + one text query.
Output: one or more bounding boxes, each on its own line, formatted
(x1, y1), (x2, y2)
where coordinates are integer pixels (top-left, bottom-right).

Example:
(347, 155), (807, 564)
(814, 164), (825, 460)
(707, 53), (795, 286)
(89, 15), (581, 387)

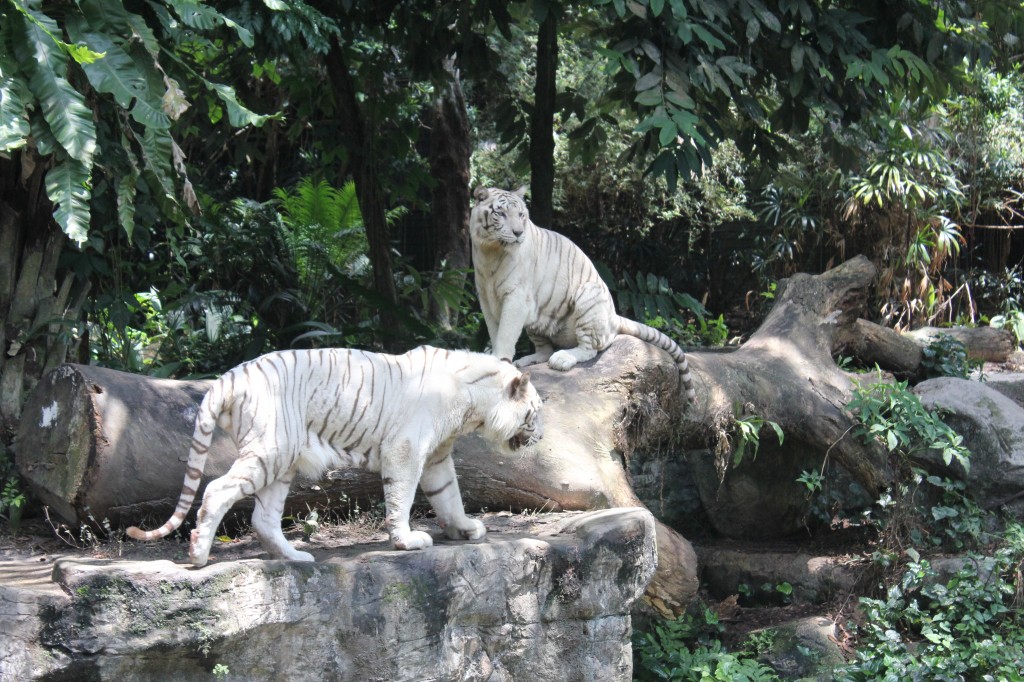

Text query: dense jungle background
(3, 0), (1024, 679)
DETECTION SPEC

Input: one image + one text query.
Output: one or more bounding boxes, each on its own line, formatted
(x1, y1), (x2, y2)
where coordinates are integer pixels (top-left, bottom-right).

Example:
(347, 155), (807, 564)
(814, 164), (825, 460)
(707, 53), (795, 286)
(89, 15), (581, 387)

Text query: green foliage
(0, 445), (27, 531)
(597, 264), (729, 347)
(590, 0), (1006, 190)
(848, 374), (971, 474)
(0, 0), (270, 244)
(919, 335), (972, 380)
(838, 530), (1024, 681)
(990, 310), (1024, 349)
(634, 608), (780, 681)
(730, 410), (784, 467)
(842, 376), (986, 558)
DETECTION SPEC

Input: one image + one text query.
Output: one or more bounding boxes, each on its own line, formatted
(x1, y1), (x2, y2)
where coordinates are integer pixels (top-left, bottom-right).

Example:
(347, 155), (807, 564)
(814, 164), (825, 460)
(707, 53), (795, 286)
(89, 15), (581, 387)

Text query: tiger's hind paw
(393, 530), (434, 550)
(444, 518), (486, 541)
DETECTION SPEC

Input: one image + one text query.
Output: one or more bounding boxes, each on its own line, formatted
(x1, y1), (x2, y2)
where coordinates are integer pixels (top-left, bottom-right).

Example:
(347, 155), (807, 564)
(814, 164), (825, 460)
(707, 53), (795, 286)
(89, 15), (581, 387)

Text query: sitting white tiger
(127, 345), (543, 567)
(470, 186), (696, 402)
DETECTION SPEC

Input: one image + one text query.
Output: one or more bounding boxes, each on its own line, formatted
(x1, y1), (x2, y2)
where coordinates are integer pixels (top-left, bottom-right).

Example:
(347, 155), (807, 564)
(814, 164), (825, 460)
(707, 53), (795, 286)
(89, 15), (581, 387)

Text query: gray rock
(977, 370), (1024, 409)
(0, 508), (656, 682)
(914, 377), (1024, 511)
(696, 546), (861, 604)
(751, 616), (846, 681)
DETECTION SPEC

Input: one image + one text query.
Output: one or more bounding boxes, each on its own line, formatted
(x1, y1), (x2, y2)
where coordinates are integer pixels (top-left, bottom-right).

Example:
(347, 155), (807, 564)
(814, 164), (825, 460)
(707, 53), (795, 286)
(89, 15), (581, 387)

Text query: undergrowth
(634, 373), (1024, 681)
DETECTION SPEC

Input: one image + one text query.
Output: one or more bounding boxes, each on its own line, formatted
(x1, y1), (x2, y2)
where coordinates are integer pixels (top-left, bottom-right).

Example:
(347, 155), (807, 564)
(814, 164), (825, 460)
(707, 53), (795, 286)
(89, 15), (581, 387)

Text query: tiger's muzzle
(508, 423), (543, 450)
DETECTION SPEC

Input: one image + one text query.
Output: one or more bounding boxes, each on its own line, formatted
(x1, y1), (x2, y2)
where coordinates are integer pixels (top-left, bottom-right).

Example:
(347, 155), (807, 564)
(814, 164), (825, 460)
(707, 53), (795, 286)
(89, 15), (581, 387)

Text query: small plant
(0, 446), (26, 531)
(730, 407), (784, 467)
(633, 608), (780, 681)
(919, 334), (972, 379)
(212, 663), (230, 680)
(990, 309), (1024, 348)
(744, 629), (777, 657)
(839, 527), (1024, 681)
(796, 469), (824, 495)
(299, 507), (320, 542)
(847, 374), (970, 474)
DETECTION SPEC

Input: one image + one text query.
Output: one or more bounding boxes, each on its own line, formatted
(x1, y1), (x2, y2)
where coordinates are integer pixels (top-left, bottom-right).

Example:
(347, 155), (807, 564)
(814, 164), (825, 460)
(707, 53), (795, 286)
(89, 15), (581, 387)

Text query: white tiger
(127, 346), (543, 567)
(470, 186), (696, 402)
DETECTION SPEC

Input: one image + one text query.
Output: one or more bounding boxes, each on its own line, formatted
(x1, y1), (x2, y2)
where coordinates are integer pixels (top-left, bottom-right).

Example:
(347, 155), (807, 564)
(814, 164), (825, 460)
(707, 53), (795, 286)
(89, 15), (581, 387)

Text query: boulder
(0, 508), (656, 681)
(914, 377), (1024, 513)
(750, 616), (847, 681)
(979, 371), (1024, 409)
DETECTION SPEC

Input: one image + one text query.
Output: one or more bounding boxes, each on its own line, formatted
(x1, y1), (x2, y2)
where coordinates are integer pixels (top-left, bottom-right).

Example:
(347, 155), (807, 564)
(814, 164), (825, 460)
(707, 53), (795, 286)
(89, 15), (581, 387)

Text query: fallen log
(904, 325), (1015, 363)
(15, 338), (699, 616)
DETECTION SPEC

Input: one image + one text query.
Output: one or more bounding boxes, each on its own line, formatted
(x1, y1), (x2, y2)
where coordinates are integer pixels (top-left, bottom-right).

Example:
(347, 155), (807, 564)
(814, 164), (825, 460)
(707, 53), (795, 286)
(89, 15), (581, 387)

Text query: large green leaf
(0, 64), (31, 153)
(206, 82), (277, 127)
(66, 26), (149, 110)
(164, 0), (254, 47)
(139, 124), (179, 212)
(45, 156), (92, 244)
(14, 10), (97, 166)
(116, 173), (137, 241)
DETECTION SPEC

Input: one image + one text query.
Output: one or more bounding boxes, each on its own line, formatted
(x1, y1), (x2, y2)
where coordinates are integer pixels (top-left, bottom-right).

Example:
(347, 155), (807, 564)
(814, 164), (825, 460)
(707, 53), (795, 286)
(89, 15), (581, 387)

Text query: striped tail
(126, 377), (230, 541)
(618, 317), (697, 403)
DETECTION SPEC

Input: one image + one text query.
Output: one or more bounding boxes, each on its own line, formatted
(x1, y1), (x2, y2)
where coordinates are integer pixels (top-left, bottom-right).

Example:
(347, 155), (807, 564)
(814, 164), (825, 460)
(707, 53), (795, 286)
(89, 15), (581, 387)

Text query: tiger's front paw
(548, 350), (579, 371)
(282, 548), (315, 562)
(393, 530), (434, 550)
(444, 518), (486, 541)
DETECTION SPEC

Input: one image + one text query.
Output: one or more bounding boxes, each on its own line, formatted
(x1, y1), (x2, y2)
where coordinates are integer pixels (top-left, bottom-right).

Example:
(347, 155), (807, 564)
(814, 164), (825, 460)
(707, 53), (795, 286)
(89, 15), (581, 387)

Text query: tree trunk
(672, 255), (892, 538)
(0, 149), (87, 445)
(428, 57), (472, 330)
(325, 42), (398, 341)
(903, 325), (1015, 363)
(528, 8), (558, 228)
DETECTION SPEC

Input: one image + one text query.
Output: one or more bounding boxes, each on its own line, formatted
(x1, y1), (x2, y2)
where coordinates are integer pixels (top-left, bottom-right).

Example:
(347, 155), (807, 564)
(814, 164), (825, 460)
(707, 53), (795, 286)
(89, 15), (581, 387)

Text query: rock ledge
(1, 508), (655, 682)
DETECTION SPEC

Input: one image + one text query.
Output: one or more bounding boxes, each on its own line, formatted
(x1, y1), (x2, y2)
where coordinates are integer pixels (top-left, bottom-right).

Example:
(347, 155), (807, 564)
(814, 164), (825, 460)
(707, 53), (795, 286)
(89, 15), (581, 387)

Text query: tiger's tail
(617, 317), (697, 403)
(126, 374), (233, 541)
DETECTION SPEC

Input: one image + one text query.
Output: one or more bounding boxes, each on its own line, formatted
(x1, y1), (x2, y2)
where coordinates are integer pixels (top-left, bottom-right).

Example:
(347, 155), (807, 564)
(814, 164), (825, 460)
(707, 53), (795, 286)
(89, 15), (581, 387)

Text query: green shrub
(919, 335), (973, 380)
(838, 528), (1024, 681)
(633, 608), (779, 682)
(0, 445), (26, 531)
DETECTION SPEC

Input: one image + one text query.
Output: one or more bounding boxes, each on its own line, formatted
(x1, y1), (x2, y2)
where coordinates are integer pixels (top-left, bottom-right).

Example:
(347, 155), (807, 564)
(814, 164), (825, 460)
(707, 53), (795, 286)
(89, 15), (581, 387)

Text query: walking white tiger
(127, 346), (543, 567)
(470, 186), (697, 402)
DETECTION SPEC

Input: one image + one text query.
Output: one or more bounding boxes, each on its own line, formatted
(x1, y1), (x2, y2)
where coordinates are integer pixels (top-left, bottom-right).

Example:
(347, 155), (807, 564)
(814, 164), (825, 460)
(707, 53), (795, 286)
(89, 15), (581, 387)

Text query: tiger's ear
(473, 186), (490, 202)
(509, 372), (531, 399)
(513, 185), (527, 198)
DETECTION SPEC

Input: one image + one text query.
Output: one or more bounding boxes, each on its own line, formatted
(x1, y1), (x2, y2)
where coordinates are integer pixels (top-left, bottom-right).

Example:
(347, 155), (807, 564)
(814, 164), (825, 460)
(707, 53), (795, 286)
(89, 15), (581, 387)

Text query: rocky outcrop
(0, 508), (656, 682)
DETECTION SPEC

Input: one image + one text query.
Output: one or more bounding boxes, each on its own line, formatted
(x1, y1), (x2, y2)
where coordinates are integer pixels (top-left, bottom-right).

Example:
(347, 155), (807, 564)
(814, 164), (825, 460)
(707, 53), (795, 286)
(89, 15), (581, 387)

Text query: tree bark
(904, 325), (1015, 363)
(428, 57), (472, 330)
(839, 318), (923, 376)
(0, 149), (87, 445)
(528, 7), (558, 228)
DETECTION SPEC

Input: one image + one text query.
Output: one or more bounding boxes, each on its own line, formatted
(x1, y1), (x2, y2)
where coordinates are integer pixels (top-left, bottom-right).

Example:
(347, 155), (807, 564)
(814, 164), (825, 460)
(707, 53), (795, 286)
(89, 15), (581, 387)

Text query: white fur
(470, 186), (697, 402)
(127, 347), (542, 566)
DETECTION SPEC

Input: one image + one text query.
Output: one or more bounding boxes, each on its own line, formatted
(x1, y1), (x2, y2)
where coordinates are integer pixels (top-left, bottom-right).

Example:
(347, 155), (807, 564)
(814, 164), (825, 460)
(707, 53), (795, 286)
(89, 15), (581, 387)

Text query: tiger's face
(508, 376), (543, 451)
(486, 367), (544, 453)
(471, 186), (530, 247)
